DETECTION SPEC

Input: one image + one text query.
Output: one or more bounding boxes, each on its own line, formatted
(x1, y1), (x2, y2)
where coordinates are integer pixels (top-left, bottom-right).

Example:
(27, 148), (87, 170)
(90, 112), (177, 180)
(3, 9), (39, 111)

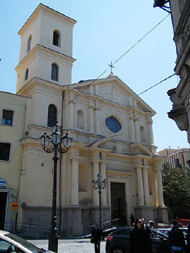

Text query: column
(136, 167), (144, 206)
(71, 158), (79, 205)
(129, 97), (133, 107)
(92, 161), (99, 205)
(156, 168), (164, 206)
(130, 118), (135, 142)
(95, 109), (100, 134)
(153, 170), (158, 207)
(63, 95), (69, 129)
(134, 119), (140, 142)
(100, 161), (107, 206)
(69, 101), (74, 129)
(90, 106), (94, 133)
(147, 119), (154, 145)
(142, 167), (150, 206)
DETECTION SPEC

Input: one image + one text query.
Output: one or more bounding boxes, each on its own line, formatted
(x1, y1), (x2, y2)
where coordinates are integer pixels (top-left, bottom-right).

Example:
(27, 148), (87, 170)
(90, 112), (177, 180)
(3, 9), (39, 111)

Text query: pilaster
(136, 167), (144, 206)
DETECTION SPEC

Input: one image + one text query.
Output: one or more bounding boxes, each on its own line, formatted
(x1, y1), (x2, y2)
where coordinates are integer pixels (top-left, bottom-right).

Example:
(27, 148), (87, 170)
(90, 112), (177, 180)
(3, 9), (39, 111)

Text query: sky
(0, 0), (189, 152)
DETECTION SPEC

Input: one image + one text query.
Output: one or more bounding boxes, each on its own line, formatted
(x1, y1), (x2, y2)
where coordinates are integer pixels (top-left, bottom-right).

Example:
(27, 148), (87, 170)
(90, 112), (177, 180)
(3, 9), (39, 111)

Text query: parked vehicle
(0, 230), (52, 253)
(106, 227), (170, 253)
(157, 227), (188, 236)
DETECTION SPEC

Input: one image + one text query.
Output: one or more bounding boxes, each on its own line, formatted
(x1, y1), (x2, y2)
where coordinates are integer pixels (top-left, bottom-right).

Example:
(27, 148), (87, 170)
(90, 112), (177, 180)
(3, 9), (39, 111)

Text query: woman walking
(129, 218), (152, 253)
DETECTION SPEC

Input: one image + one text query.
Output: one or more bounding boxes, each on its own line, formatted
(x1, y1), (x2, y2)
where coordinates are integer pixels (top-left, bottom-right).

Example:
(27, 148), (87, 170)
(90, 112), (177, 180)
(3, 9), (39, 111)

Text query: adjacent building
(0, 4), (168, 237)
(0, 91), (31, 230)
(158, 148), (190, 169)
(154, 0), (190, 144)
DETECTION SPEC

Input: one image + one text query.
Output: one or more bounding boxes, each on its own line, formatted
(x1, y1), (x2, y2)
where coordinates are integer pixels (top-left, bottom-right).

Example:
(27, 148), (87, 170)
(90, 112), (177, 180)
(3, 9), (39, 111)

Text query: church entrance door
(111, 183), (125, 224)
(0, 192), (7, 229)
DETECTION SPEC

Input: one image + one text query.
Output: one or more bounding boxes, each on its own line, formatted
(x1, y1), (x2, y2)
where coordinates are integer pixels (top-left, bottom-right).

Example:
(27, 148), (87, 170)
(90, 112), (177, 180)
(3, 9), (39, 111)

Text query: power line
(137, 73), (175, 97)
(1, 15), (171, 164)
(113, 14), (170, 66)
(30, 13), (170, 139)
(56, 14), (170, 116)
(1, 72), (175, 165)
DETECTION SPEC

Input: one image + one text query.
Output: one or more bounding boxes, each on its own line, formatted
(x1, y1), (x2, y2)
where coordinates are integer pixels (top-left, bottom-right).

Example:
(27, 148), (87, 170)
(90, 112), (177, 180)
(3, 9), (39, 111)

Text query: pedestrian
(130, 214), (135, 226)
(121, 213), (127, 226)
(186, 225), (190, 252)
(129, 218), (152, 253)
(148, 220), (155, 229)
(91, 223), (103, 253)
(169, 220), (185, 253)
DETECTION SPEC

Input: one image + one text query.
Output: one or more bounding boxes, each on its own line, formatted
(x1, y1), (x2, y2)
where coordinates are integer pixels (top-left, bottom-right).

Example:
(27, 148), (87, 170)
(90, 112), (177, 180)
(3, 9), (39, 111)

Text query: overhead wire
(56, 13), (170, 117)
(77, 73), (176, 129)
(1, 14), (172, 163)
(0, 71), (175, 165)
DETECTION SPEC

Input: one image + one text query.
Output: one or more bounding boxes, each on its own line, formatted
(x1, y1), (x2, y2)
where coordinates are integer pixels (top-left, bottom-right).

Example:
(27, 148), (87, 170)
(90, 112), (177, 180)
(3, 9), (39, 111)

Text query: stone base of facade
(20, 206), (111, 238)
(156, 206), (169, 223)
(134, 205), (169, 224)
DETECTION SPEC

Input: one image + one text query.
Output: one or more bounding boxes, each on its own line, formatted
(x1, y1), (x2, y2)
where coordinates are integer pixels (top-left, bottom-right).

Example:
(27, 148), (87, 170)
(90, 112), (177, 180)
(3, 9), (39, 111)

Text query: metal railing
(1, 218), (124, 239)
(1, 221), (51, 239)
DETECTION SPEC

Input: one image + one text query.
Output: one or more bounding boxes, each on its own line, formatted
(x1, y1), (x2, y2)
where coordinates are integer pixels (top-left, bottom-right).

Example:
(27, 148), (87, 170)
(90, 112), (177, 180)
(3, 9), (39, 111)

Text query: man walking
(169, 220), (185, 252)
(91, 223), (103, 253)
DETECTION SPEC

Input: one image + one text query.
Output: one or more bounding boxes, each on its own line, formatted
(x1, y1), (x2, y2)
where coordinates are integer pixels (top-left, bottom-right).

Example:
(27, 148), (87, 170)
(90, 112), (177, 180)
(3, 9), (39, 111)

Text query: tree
(162, 165), (190, 218)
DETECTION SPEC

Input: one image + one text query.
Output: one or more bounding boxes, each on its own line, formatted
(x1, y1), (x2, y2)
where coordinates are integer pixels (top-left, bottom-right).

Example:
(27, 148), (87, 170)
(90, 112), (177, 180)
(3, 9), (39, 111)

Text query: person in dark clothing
(130, 214), (135, 226)
(186, 225), (190, 252)
(169, 220), (185, 252)
(91, 223), (103, 253)
(129, 218), (152, 253)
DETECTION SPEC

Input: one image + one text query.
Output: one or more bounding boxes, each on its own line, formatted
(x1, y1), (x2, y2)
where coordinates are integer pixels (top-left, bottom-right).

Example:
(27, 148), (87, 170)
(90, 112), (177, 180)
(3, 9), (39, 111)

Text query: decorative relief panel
(101, 85), (125, 104)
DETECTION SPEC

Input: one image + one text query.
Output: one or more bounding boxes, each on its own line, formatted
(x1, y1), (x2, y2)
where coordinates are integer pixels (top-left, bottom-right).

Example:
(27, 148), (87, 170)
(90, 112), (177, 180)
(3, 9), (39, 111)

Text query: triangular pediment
(131, 143), (153, 156)
(71, 75), (155, 114)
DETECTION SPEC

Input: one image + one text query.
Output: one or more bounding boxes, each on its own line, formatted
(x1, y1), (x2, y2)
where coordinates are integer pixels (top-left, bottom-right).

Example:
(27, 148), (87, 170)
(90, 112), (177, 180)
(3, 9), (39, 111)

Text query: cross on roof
(109, 62), (115, 73)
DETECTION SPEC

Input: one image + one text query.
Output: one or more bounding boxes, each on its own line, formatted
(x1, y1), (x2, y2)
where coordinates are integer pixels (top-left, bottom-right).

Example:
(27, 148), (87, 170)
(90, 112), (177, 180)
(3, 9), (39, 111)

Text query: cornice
(16, 77), (64, 96)
(16, 44), (76, 72)
(18, 3), (76, 35)
(107, 170), (133, 178)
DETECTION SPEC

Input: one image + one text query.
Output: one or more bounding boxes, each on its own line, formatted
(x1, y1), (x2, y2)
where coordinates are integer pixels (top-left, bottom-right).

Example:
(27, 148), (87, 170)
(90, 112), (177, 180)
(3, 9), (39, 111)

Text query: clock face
(105, 116), (121, 133)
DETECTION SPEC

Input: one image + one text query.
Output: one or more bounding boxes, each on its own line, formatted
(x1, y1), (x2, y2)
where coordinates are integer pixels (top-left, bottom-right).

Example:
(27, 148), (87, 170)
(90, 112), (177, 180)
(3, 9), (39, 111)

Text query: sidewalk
(30, 238), (106, 253)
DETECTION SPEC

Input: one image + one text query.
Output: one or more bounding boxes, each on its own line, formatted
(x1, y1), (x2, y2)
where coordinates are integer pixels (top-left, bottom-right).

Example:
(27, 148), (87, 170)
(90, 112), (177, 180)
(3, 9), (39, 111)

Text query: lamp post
(92, 173), (107, 228)
(40, 123), (72, 253)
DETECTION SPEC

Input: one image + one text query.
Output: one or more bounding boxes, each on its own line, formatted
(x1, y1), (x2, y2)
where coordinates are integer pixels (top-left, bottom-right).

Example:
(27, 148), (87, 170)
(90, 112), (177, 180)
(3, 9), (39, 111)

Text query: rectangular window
(2, 110), (13, 126)
(0, 143), (11, 161)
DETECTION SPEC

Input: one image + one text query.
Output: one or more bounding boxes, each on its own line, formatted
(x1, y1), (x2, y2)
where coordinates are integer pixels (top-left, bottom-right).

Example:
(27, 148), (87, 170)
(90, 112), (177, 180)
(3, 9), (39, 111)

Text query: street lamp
(40, 123), (72, 253)
(92, 173), (107, 228)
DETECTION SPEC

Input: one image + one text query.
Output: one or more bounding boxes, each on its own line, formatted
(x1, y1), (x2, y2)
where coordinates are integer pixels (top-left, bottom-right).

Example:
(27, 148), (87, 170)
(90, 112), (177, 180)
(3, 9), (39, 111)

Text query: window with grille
(2, 110), (13, 126)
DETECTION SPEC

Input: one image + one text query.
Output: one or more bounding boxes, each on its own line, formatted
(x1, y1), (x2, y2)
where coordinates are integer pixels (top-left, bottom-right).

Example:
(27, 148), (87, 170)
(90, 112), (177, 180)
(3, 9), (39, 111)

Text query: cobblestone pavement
(30, 238), (106, 253)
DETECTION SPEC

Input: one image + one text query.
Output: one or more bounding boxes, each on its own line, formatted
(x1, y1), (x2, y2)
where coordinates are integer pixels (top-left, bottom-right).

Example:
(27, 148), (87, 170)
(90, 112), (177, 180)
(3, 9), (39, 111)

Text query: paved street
(30, 238), (106, 253)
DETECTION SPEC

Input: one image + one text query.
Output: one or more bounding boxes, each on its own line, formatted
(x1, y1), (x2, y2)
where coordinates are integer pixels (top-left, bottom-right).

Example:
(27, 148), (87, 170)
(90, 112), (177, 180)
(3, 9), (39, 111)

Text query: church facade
(0, 4), (168, 237)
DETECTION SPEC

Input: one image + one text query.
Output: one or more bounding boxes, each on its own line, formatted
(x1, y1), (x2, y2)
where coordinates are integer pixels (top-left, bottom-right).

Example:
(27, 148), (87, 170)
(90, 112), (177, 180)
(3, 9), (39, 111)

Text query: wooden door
(111, 183), (125, 221)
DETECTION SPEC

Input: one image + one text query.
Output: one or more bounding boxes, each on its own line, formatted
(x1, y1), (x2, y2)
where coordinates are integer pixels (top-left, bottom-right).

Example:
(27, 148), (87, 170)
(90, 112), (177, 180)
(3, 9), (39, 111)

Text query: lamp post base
(48, 234), (58, 253)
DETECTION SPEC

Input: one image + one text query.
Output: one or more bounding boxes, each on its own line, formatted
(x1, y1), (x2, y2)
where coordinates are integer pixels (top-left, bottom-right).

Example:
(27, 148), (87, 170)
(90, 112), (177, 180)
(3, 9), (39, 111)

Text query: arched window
(27, 35), (32, 52)
(47, 104), (57, 127)
(140, 126), (146, 143)
(51, 63), (58, 81)
(25, 68), (29, 80)
(53, 30), (61, 47)
(77, 110), (84, 129)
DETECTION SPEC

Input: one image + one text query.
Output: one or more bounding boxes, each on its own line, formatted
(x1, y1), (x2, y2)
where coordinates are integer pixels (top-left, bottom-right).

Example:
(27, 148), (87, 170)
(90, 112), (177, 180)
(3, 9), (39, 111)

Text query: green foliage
(162, 165), (190, 219)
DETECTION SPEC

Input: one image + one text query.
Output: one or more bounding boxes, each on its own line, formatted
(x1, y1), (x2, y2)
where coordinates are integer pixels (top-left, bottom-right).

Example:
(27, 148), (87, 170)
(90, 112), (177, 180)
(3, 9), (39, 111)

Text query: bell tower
(16, 4), (76, 93)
